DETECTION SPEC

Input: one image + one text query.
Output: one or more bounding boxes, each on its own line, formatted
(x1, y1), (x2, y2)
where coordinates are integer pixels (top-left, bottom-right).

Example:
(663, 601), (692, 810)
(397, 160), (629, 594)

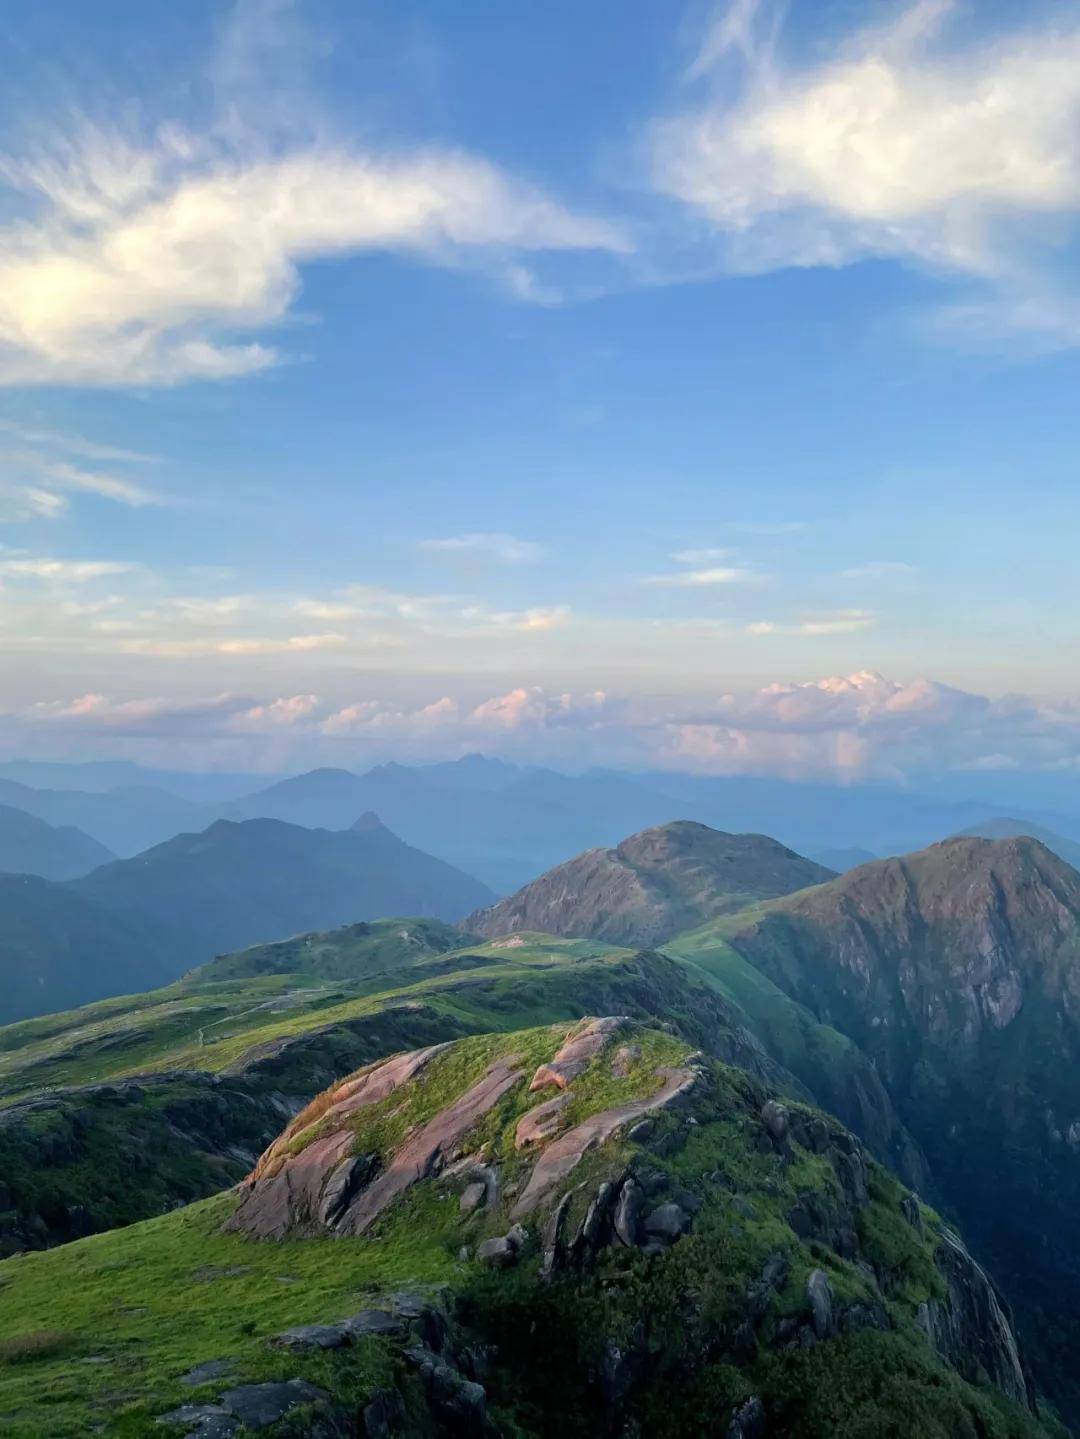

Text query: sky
(1, 0), (1080, 781)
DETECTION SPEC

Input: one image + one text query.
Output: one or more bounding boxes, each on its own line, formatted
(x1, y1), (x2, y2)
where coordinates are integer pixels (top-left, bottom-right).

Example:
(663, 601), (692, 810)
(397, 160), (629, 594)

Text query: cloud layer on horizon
(8, 670), (1080, 782)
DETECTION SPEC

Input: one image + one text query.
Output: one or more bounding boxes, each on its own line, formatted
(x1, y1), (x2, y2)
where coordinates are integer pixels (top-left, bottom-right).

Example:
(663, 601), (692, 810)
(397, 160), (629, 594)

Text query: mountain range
(6, 754), (1080, 890)
(0, 814), (492, 1024)
(4, 809), (1080, 1428)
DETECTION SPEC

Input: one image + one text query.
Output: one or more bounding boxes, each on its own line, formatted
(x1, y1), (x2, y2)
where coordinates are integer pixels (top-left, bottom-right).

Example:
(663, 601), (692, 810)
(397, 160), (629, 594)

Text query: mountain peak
(466, 819), (833, 947)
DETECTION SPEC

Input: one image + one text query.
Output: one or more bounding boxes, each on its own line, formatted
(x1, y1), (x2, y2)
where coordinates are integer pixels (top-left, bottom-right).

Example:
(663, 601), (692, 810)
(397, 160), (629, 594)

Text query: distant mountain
(0, 814), (494, 1025)
(712, 836), (1080, 1420)
(225, 757), (689, 891)
(805, 845), (878, 872)
(466, 820), (835, 946)
(0, 875), (160, 1024)
(71, 814), (495, 976)
(0, 803), (114, 879)
(0, 759), (263, 802)
(951, 815), (1080, 870)
(0, 777), (211, 857)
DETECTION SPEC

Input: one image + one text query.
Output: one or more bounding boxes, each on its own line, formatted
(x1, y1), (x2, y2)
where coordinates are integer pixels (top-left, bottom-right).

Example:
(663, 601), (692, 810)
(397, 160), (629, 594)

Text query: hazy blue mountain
(806, 845), (879, 872)
(0, 759), (263, 802)
(950, 815), (1080, 870)
(225, 756), (687, 891)
(0, 803), (115, 879)
(0, 813), (494, 1025)
(0, 778), (212, 857)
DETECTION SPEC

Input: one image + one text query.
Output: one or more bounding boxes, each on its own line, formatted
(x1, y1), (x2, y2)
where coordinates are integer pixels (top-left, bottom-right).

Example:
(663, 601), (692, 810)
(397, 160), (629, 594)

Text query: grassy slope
(0, 928), (632, 1102)
(0, 1022), (1059, 1439)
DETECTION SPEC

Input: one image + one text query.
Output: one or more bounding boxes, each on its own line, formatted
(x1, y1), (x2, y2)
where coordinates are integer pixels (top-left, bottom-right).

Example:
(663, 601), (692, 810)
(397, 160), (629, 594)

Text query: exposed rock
(806, 1269), (836, 1341)
(476, 1236), (517, 1268)
(727, 1396), (767, 1439)
(406, 1347), (490, 1437)
(642, 1202), (690, 1242)
(179, 1359), (235, 1388)
(761, 1100), (790, 1143)
(529, 1017), (627, 1092)
(613, 1177), (643, 1246)
(512, 1064), (699, 1218)
(515, 1093), (569, 1149)
(916, 1228), (1034, 1411)
(157, 1404), (238, 1438)
(218, 1380), (333, 1429)
(459, 1182), (487, 1215)
(611, 1043), (641, 1078)
(227, 1050), (523, 1240)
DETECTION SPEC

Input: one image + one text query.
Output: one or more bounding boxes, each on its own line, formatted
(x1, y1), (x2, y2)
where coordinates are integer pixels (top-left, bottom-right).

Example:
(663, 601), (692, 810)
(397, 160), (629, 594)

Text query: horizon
(2, 1), (1080, 787)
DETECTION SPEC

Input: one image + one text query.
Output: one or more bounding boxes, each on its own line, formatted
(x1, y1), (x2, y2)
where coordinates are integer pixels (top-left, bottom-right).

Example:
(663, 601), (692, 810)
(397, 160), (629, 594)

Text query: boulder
(761, 1100), (790, 1143)
(613, 1178), (642, 1246)
(459, 1182), (486, 1215)
(642, 1202), (690, 1242)
(476, 1236), (518, 1268)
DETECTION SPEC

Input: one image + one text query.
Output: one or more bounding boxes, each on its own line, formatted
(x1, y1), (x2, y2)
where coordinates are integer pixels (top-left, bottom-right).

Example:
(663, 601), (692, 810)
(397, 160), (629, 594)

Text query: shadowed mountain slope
(0, 803), (115, 879)
(466, 820), (835, 946)
(705, 837), (1080, 1422)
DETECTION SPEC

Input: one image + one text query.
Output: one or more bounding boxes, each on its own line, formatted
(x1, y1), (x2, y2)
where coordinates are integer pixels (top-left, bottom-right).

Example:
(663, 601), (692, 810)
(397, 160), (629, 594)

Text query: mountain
(806, 844), (879, 872)
(225, 757), (692, 893)
(0, 815), (494, 1026)
(0, 759), (260, 801)
(951, 816), (1080, 871)
(465, 819), (835, 945)
(0, 777), (211, 857)
(70, 815), (495, 976)
(706, 837), (1080, 1421)
(0, 803), (114, 879)
(0, 1017), (1058, 1437)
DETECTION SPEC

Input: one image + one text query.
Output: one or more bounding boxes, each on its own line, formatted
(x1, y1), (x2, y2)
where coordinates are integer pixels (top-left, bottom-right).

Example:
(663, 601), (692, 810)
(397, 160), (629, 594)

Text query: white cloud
(419, 532), (545, 564)
(0, 556), (135, 582)
(120, 631), (346, 657)
(0, 420), (156, 463)
(652, 1), (1080, 343)
(670, 547), (735, 564)
(0, 123), (627, 387)
(642, 565), (764, 587)
(747, 609), (876, 636)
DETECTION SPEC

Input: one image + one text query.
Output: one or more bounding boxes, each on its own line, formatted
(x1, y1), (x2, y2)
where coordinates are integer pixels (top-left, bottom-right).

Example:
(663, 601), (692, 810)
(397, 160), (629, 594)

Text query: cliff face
(466, 821), (834, 946)
(719, 837), (1080, 1421)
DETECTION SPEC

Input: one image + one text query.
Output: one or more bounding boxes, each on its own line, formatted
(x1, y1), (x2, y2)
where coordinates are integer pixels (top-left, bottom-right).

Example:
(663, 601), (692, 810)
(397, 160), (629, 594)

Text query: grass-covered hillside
(0, 1019), (1061, 1438)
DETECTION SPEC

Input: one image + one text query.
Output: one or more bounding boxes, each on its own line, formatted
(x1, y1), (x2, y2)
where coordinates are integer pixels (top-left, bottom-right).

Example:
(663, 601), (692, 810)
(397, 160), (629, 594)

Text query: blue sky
(1, 0), (1079, 779)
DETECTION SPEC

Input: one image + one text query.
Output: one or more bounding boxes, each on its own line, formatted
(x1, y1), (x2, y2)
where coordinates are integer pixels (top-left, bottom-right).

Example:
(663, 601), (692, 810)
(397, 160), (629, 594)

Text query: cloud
(119, 631), (346, 657)
(16, 671), (1080, 783)
(747, 609), (875, 636)
(419, 532), (545, 564)
(0, 121), (627, 387)
(0, 420), (156, 463)
(0, 452), (161, 507)
(670, 547), (735, 564)
(652, 1), (1080, 344)
(0, 556), (135, 581)
(642, 565), (764, 587)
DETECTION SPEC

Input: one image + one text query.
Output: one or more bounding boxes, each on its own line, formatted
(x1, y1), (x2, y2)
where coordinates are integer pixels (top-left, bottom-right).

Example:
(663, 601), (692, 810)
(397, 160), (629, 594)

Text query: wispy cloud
(419, 532), (545, 564)
(0, 556), (136, 582)
(642, 565), (764, 587)
(0, 121), (626, 388)
(652, 1), (1080, 346)
(748, 609), (875, 637)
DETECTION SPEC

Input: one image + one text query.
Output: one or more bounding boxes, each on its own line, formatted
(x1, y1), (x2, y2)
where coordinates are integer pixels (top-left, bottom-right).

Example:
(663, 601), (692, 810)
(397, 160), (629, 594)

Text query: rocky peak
(465, 820), (834, 947)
